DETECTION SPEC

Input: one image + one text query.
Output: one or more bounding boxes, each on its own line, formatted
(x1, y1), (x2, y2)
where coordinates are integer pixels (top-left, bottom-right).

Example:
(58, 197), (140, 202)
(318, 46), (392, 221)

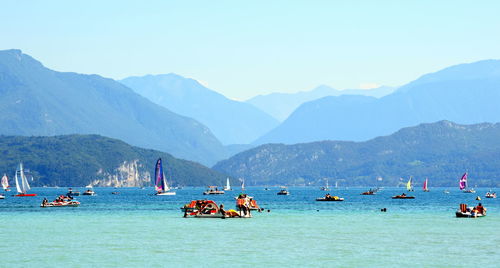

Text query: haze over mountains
(0, 49), (225, 166)
(120, 74), (279, 145)
(255, 60), (500, 145)
(247, 85), (395, 121)
(2, 48), (500, 187)
(214, 121), (500, 187)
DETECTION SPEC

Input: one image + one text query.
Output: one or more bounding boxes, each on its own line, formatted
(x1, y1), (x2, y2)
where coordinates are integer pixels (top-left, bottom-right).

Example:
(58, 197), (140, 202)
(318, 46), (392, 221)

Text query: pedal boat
(181, 200), (251, 218)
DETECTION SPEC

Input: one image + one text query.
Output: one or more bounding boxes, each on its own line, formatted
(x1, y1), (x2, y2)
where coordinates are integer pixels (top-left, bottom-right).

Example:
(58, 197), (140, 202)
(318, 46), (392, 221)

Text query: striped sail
(154, 158), (165, 192)
(459, 172), (467, 190)
(423, 178), (428, 191)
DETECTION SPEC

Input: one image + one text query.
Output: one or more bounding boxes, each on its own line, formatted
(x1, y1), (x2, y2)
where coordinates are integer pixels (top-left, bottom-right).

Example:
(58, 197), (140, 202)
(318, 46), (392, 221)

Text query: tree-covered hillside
(214, 121), (500, 187)
(0, 135), (231, 187)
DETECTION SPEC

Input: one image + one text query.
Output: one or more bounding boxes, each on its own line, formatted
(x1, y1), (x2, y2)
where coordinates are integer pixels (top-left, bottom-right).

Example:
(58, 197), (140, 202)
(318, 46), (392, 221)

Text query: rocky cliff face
(89, 160), (152, 187)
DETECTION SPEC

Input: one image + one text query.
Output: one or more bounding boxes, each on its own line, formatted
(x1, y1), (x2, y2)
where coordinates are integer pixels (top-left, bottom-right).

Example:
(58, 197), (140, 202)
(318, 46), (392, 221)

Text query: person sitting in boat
(325, 193), (331, 199)
(401, 193), (406, 197)
(219, 204), (227, 218)
(42, 198), (48, 205)
(475, 203), (485, 215)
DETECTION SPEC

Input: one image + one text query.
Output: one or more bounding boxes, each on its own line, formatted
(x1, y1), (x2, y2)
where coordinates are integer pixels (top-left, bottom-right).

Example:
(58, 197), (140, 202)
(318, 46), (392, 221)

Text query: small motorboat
(277, 186), (289, 195)
(67, 188), (80, 196)
(41, 200), (80, 208)
(361, 188), (377, 195)
(40, 196), (80, 207)
(82, 189), (96, 196)
(0, 194), (4, 199)
(203, 186), (225, 195)
(392, 193), (415, 199)
(485, 191), (496, 198)
(455, 203), (486, 218)
(316, 194), (344, 201)
(181, 200), (251, 218)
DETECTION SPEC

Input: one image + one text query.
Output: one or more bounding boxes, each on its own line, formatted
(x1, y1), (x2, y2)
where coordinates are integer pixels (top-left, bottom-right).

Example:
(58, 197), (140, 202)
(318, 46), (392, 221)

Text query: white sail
(1, 174), (9, 190)
(224, 178), (231, 191)
(163, 172), (170, 191)
(15, 163), (30, 194)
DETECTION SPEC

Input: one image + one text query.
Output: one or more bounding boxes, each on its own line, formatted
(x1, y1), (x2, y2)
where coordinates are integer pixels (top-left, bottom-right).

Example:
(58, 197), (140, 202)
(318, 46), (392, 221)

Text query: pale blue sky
(1, 0), (499, 99)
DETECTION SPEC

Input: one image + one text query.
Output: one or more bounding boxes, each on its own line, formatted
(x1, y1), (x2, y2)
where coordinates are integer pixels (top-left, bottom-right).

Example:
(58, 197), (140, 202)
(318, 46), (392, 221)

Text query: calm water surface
(1, 187), (498, 267)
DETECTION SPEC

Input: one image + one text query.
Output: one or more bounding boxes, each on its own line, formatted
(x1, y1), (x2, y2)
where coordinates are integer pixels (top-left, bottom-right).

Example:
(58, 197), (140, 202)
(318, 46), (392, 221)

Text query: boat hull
(15, 193), (37, 197)
(455, 211), (485, 218)
(156, 192), (176, 196)
(316, 198), (344, 201)
(41, 201), (80, 208)
(392, 196), (415, 199)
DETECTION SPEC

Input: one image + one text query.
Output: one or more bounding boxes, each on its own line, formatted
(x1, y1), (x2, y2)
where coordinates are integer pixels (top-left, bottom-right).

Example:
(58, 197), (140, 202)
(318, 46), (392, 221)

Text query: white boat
(223, 178), (231, 191)
(153, 158), (176, 196)
(203, 186), (225, 195)
(82, 188), (96, 196)
(0, 194), (4, 199)
(277, 187), (289, 195)
(485, 191), (497, 198)
(14, 163), (36, 197)
(2, 174), (11, 191)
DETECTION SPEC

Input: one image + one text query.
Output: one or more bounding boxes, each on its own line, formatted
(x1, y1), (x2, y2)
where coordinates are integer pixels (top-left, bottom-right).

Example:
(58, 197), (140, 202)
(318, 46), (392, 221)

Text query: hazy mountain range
(120, 74), (279, 145)
(246, 85), (395, 121)
(255, 60), (500, 145)
(0, 49), (225, 166)
(214, 121), (500, 187)
(0, 134), (230, 187)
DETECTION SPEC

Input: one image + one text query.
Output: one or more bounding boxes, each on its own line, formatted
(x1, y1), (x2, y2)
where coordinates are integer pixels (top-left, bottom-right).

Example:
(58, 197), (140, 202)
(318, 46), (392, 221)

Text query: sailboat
(154, 158), (176, 196)
(423, 178), (429, 192)
(2, 174), (11, 191)
(14, 163), (37, 197)
(320, 178), (330, 191)
(406, 177), (414, 192)
(240, 178), (245, 191)
(459, 172), (475, 193)
(224, 178), (231, 191)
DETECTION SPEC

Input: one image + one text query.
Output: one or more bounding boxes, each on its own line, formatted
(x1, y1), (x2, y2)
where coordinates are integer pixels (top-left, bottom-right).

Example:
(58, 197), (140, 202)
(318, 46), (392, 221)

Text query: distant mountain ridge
(120, 74), (279, 145)
(0, 134), (230, 187)
(246, 85), (395, 121)
(214, 121), (500, 187)
(255, 59), (500, 144)
(0, 49), (226, 165)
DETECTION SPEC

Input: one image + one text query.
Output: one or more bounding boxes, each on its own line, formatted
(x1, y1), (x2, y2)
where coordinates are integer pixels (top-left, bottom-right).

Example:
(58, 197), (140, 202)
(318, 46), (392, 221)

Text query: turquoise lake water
(1, 187), (499, 267)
